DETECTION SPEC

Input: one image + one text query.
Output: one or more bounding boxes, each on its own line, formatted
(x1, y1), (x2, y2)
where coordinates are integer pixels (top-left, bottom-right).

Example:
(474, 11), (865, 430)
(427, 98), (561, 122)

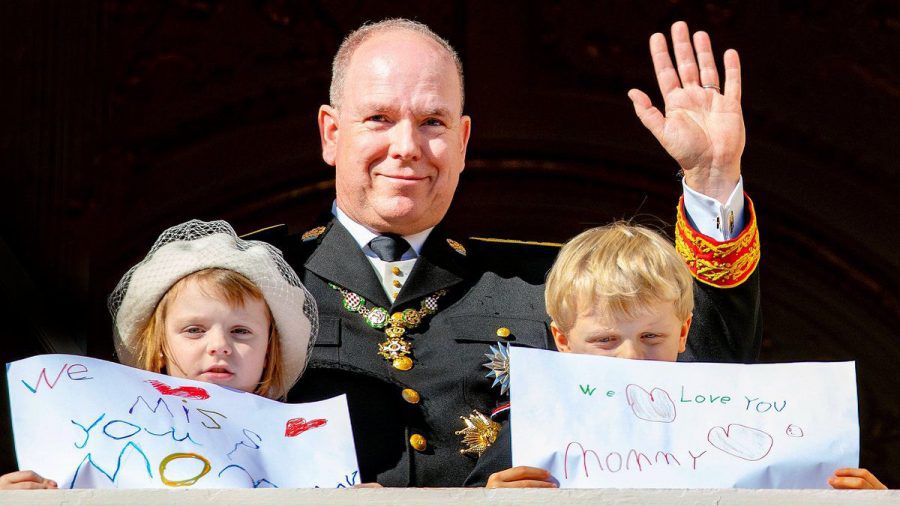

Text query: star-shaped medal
(482, 342), (510, 396)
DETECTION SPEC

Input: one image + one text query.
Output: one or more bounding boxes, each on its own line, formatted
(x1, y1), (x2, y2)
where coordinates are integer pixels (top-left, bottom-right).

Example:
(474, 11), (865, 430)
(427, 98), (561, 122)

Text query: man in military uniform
(264, 19), (761, 486)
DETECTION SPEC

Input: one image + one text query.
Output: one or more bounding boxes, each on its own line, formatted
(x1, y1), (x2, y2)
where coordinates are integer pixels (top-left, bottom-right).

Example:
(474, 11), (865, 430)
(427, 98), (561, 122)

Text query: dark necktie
(368, 234), (412, 262)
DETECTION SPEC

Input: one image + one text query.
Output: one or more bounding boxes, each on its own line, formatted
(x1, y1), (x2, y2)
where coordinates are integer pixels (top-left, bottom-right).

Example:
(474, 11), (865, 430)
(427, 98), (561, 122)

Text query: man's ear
(551, 321), (571, 353)
(458, 115), (472, 170)
(318, 104), (339, 166)
(678, 313), (693, 354)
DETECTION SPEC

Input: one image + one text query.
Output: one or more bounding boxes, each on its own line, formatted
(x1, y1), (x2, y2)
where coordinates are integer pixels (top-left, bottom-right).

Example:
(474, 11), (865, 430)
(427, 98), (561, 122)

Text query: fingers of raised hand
(650, 32), (680, 97)
(627, 89), (665, 139)
(653, 21), (741, 102)
(692, 31), (719, 90)
(671, 21), (700, 87)
(723, 49), (742, 101)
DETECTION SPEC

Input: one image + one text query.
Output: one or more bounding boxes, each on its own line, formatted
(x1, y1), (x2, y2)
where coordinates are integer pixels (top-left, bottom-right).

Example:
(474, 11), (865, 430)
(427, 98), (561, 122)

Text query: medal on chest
(456, 410), (501, 457)
(329, 283), (447, 371)
(483, 342), (511, 396)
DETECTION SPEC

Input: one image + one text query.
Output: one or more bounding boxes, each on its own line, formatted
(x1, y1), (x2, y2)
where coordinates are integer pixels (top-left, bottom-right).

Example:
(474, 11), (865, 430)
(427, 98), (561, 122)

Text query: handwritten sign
(6, 354), (359, 489)
(510, 348), (858, 488)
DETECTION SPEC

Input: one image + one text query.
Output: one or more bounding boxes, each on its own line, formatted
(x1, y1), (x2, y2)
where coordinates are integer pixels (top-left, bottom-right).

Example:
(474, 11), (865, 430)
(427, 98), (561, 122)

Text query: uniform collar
(392, 224), (469, 309)
(333, 202), (432, 258)
(306, 217), (470, 311)
(305, 219), (392, 309)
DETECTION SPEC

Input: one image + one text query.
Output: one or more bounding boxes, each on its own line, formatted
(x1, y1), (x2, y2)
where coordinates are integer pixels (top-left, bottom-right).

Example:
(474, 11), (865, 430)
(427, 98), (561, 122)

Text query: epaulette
(297, 221), (336, 249)
(675, 194), (760, 288)
(446, 238), (467, 256)
(301, 225), (328, 242)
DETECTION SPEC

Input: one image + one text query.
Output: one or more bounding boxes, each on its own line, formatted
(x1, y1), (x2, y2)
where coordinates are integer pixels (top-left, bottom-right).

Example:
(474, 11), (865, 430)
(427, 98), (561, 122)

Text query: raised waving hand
(628, 21), (744, 204)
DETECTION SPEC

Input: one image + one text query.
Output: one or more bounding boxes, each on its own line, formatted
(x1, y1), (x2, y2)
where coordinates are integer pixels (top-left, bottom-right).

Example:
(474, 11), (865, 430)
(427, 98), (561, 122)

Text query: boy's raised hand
(0, 470), (58, 490)
(486, 466), (558, 488)
(828, 468), (887, 490)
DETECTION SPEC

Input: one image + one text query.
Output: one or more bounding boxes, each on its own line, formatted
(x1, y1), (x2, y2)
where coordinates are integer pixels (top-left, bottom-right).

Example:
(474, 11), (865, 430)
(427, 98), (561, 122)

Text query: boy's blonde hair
(546, 222), (694, 332)
(136, 268), (284, 399)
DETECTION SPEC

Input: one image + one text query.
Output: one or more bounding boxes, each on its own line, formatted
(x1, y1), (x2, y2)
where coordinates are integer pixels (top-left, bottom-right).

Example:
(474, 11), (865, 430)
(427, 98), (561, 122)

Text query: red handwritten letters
(146, 380), (210, 400)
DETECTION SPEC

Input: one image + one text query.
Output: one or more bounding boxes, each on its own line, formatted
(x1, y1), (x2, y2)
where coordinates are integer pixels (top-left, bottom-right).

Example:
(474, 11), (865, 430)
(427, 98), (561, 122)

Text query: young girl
(0, 219), (317, 490)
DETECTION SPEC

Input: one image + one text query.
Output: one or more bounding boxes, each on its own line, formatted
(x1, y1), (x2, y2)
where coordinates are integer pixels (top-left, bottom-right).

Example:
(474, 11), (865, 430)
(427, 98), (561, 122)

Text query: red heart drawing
(146, 379), (210, 400)
(708, 423), (774, 461)
(285, 417), (328, 437)
(625, 384), (676, 423)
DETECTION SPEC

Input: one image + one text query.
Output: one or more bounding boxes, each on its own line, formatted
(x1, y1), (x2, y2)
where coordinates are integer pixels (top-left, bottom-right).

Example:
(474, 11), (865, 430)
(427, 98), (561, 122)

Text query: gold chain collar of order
(329, 283), (447, 371)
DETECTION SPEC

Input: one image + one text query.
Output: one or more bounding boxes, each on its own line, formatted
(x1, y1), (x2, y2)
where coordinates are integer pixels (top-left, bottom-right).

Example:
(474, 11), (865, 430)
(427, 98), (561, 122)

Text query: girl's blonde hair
(545, 222), (694, 332)
(135, 268), (284, 399)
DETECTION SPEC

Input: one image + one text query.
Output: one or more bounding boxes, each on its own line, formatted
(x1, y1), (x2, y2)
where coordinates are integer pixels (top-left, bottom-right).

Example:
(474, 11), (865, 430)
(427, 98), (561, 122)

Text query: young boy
(472, 222), (885, 490)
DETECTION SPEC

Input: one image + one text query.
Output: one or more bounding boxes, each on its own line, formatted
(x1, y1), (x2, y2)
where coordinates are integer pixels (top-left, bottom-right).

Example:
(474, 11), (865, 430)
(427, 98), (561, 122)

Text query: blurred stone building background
(1, 0), (897, 486)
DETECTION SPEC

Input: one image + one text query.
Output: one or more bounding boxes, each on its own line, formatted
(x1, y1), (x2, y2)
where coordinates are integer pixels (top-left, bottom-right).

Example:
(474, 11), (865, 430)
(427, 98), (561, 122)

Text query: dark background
(1, 0), (898, 487)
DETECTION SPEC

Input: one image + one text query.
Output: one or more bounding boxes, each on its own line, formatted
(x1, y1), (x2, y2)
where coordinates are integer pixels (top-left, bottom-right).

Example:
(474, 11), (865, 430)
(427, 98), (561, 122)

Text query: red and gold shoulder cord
(675, 194), (760, 288)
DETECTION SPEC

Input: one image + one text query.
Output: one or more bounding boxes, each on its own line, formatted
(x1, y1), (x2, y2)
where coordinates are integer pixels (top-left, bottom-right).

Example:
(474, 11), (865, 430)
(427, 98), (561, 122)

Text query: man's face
(319, 31), (471, 235)
(552, 300), (692, 362)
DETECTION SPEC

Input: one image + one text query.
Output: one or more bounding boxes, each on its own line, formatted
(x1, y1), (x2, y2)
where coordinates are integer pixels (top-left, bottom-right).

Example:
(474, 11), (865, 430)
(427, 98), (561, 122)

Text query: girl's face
(163, 278), (270, 393)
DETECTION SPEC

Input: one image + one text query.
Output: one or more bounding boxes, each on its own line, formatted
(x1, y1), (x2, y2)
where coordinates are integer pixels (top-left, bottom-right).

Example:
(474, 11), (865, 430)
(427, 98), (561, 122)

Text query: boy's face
(552, 300), (691, 362)
(163, 278), (270, 393)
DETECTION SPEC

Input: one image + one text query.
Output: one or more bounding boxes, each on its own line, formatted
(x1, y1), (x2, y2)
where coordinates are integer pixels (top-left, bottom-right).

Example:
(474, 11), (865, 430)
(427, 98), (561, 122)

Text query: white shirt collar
(332, 202), (432, 257)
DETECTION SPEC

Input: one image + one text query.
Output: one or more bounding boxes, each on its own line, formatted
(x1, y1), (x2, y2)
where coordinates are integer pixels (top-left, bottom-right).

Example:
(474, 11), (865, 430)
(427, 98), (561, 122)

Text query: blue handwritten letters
(6, 354), (359, 489)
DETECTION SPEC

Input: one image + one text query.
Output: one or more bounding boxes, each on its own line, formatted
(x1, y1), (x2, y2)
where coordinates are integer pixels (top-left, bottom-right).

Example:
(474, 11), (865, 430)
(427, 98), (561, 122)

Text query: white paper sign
(510, 347), (859, 489)
(7, 354), (359, 489)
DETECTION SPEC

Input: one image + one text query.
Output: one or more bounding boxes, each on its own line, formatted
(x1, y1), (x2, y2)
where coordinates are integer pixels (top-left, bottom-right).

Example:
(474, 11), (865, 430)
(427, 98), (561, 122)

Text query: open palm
(629, 22), (745, 203)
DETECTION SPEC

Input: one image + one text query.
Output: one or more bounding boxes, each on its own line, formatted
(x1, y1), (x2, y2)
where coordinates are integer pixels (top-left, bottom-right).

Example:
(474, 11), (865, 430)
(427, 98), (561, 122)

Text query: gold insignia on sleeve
(301, 226), (326, 241)
(456, 410), (501, 457)
(446, 238), (466, 256)
(675, 195), (760, 288)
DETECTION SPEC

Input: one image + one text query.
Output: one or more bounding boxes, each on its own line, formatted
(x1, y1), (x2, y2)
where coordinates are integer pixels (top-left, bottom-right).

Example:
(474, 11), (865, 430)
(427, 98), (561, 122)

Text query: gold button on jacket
(401, 388), (421, 404)
(409, 433), (427, 452)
